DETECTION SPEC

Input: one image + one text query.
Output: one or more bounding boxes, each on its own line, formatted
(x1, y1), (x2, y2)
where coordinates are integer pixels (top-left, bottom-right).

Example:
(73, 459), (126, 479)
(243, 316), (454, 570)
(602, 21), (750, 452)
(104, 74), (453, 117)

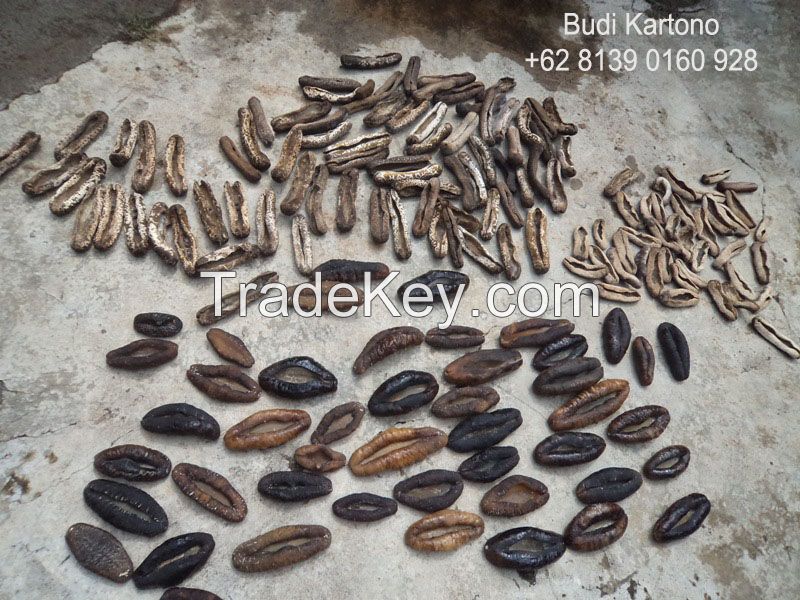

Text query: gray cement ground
(0, 1), (798, 598)
(0, 0), (177, 110)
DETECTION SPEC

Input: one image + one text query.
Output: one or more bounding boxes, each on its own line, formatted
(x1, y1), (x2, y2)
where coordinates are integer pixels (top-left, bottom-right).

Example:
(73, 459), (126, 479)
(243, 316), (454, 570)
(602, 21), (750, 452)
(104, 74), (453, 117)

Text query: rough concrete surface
(0, 0), (177, 109)
(0, 0), (798, 598)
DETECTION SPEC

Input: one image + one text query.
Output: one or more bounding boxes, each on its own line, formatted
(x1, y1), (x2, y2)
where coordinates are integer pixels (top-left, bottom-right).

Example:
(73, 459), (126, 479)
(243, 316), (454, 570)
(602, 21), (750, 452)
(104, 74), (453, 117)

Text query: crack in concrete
(109, 427), (137, 446)
(0, 421), (80, 444)
(0, 380), (24, 405)
(39, 464), (91, 497)
(772, 294), (796, 338)
(5, 463), (92, 508)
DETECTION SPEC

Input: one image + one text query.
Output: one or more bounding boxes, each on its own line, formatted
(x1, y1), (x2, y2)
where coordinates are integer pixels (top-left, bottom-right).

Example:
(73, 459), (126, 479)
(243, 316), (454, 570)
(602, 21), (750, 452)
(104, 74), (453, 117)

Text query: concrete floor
(0, 0), (177, 109)
(0, 0), (798, 598)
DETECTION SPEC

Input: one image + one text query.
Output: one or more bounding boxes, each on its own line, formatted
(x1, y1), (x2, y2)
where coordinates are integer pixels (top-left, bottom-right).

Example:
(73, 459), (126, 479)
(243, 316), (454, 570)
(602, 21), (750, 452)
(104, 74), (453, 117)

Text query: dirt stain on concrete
(598, 571), (645, 597)
(2, 471), (30, 495)
(698, 491), (800, 600)
(756, 425), (776, 448)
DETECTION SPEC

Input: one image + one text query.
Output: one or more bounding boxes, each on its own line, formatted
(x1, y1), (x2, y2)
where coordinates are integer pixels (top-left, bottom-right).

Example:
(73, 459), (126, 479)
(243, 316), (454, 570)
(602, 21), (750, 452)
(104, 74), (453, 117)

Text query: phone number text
(525, 48), (757, 72)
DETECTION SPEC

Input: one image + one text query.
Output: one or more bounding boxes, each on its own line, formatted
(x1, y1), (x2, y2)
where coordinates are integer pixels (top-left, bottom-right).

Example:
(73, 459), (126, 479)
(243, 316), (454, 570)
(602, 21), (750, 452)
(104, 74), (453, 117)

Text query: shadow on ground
(0, 0), (177, 109)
